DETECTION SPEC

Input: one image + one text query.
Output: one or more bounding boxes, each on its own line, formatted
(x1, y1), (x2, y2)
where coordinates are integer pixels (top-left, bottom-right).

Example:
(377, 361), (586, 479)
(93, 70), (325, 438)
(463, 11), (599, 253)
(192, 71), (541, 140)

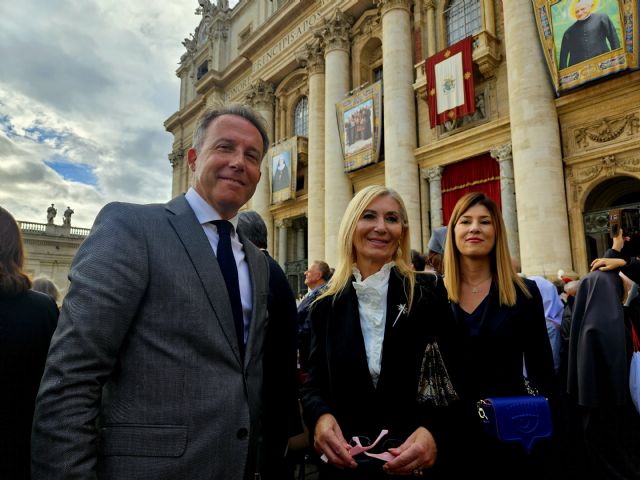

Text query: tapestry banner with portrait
(532, 0), (639, 94)
(336, 81), (382, 172)
(269, 136), (298, 205)
(426, 36), (475, 128)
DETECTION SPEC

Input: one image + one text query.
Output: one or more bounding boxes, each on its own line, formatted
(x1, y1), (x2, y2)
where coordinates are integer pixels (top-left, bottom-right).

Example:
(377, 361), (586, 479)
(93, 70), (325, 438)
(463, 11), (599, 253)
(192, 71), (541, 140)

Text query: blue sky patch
(45, 155), (98, 186)
(0, 114), (17, 138)
(24, 125), (66, 146)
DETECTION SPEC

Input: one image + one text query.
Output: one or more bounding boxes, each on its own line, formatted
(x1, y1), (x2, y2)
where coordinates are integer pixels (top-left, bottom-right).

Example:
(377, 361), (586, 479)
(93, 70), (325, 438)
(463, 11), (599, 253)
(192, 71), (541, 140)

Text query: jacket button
(237, 428), (248, 440)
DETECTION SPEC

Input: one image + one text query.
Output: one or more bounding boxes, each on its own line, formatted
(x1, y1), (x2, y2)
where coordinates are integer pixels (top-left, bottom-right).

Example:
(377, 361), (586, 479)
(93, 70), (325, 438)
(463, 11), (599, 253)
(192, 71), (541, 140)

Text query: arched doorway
(582, 175), (640, 264)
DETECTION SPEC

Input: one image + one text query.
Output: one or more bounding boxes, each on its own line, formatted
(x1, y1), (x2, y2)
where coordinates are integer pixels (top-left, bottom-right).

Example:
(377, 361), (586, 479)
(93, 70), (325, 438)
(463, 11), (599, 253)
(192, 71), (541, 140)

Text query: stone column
(424, 0), (436, 57)
(490, 143), (520, 259)
(419, 168), (432, 251)
(245, 79), (276, 253)
(277, 220), (288, 268)
(503, 0), (573, 276)
(296, 220), (306, 260)
(425, 166), (444, 229)
(168, 148), (184, 197)
(297, 40), (326, 263)
(378, 0), (422, 250)
(315, 9), (353, 267)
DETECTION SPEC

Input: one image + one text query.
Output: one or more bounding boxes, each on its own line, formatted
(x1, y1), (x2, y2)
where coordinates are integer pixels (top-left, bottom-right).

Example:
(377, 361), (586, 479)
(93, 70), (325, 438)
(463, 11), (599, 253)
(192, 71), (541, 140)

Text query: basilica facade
(165, 0), (640, 294)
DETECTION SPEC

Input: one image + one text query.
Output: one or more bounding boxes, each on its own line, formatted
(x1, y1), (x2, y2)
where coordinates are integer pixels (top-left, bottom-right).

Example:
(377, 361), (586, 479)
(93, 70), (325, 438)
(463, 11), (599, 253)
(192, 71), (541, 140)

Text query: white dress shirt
(352, 262), (395, 386)
(185, 188), (253, 344)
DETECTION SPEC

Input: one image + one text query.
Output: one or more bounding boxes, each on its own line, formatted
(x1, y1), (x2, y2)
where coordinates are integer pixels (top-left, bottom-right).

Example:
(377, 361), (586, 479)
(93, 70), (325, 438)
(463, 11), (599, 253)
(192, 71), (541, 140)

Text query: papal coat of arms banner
(532, 0), (639, 94)
(426, 36), (475, 128)
(336, 81), (383, 172)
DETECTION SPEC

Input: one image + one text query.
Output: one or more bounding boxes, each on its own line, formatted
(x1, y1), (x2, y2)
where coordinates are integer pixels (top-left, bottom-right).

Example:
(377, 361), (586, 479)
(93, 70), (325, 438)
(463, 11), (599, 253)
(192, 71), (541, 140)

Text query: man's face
(575, 2), (592, 21)
(304, 263), (323, 289)
(188, 114), (263, 219)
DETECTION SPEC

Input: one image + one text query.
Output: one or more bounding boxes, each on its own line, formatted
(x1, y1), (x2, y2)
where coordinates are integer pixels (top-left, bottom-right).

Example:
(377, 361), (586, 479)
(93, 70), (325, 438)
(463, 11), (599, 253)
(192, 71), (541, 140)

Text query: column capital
(245, 79), (275, 110)
(490, 142), (513, 163)
(423, 166), (443, 182)
(314, 9), (353, 53)
(296, 40), (325, 75)
(376, 0), (412, 16)
(168, 149), (184, 169)
(422, 0), (436, 11)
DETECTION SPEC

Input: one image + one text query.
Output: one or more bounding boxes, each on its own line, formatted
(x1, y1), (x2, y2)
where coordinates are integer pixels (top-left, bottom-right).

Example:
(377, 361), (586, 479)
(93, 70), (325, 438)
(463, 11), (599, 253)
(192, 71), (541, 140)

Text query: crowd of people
(1, 104), (639, 479)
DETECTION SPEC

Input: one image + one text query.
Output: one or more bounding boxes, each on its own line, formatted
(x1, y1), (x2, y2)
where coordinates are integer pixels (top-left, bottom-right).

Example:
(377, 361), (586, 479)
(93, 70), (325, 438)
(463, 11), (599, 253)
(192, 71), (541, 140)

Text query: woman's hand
(382, 426), (437, 476)
(590, 257), (626, 272)
(313, 413), (357, 469)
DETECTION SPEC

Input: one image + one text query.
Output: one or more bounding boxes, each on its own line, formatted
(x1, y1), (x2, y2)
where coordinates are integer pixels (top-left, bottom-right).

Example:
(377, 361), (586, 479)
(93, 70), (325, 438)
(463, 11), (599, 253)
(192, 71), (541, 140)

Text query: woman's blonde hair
(317, 185), (417, 308)
(443, 192), (530, 306)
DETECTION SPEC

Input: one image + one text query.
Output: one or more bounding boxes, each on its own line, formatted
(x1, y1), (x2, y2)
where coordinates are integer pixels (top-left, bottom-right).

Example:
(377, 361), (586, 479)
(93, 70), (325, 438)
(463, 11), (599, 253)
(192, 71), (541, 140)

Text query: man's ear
(187, 148), (197, 171)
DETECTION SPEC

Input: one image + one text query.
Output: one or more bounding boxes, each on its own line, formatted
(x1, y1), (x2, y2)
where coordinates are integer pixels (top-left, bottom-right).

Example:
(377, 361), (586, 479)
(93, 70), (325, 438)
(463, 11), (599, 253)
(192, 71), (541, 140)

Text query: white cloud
(0, 0), (204, 227)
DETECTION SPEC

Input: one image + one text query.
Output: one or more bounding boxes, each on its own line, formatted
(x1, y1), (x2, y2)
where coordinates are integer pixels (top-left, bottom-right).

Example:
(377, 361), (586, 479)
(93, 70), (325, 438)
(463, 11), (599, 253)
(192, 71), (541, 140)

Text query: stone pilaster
(169, 148), (185, 197)
(378, 0), (422, 250)
(277, 220), (288, 268)
(245, 79), (276, 253)
(503, 0), (573, 277)
(296, 41), (326, 262)
(296, 220), (306, 260)
(425, 166), (443, 229)
(315, 9), (353, 267)
(423, 0), (436, 57)
(490, 143), (519, 259)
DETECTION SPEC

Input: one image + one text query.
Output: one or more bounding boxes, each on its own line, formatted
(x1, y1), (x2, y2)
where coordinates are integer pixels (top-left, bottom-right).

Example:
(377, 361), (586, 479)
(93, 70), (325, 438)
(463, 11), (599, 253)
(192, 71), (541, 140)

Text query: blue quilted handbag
(476, 395), (552, 453)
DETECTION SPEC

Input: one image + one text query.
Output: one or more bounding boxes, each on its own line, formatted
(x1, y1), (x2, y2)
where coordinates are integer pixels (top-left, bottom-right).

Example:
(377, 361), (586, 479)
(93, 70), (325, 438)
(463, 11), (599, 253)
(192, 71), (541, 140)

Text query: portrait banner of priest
(270, 137), (298, 204)
(532, 0), (639, 93)
(336, 81), (382, 172)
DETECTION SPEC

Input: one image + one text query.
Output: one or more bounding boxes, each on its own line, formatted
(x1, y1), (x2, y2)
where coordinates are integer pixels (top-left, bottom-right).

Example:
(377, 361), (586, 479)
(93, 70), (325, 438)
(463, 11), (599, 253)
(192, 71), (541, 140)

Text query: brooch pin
(392, 303), (408, 327)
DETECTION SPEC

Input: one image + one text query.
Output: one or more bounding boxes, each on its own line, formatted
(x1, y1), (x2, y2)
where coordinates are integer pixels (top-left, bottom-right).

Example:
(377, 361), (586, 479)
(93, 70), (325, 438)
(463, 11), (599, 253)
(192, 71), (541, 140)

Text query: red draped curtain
(441, 153), (501, 225)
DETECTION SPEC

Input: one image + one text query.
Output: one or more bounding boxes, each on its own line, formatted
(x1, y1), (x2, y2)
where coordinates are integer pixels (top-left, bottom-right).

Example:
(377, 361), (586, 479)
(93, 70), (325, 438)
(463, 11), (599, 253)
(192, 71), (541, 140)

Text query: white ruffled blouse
(352, 261), (395, 387)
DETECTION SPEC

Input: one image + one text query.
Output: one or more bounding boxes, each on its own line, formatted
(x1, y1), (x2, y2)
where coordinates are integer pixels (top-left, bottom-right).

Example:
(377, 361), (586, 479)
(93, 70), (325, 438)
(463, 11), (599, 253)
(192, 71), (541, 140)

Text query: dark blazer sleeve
(521, 280), (556, 398)
(31, 203), (149, 479)
(604, 248), (640, 284)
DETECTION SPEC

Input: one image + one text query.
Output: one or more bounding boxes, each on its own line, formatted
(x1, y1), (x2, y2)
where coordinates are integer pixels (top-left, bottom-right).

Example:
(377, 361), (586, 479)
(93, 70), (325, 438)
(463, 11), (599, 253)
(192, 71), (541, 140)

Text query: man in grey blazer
(32, 105), (280, 479)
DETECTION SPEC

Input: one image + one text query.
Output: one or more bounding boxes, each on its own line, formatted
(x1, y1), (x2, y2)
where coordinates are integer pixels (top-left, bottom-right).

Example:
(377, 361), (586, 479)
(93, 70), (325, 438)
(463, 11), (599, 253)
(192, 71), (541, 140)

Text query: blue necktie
(212, 220), (244, 356)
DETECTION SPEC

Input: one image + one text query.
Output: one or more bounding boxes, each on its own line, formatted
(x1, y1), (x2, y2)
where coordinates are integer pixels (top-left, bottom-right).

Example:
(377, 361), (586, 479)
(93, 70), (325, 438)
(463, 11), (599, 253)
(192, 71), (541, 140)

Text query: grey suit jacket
(31, 195), (270, 480)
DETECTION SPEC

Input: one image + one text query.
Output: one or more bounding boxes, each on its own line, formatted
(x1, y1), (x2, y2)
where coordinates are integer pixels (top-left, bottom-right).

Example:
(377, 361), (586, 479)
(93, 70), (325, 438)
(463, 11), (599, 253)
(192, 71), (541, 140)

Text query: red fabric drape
(426, 36), (475, 128)
(441, 154), (501, 226)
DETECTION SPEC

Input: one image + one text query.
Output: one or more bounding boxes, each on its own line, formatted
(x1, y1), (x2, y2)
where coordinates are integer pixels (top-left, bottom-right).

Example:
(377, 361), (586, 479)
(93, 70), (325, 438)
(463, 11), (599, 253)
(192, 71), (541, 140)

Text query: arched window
(293, 96), (308, 137)
(445, 0), (481, 46)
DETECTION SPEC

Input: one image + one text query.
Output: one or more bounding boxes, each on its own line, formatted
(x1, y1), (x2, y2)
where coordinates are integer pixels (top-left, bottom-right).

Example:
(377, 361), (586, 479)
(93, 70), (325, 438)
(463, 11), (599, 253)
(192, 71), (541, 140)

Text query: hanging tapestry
(270, 136), (298, 205)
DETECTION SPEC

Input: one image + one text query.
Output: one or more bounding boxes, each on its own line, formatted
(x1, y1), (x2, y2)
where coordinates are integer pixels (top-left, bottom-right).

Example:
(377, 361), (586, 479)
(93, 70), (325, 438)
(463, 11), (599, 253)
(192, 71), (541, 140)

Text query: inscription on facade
(251, 12), (323, 73)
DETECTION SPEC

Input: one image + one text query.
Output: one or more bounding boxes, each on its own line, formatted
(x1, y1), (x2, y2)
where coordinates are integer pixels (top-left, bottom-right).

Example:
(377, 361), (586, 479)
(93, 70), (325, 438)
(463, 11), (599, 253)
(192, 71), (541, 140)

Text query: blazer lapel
(165, 196), (242, 364)
(378, 269), (409, 390)
(240, 232), (268, 371)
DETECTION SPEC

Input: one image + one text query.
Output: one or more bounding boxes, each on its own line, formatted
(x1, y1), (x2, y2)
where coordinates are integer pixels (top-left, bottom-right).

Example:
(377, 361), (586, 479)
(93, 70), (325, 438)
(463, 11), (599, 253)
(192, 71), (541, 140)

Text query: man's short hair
(313, 260), (331, 282)
(192, 104), (270, 160)
(237, 210), (268, 250)
(411, 250), (426, 271)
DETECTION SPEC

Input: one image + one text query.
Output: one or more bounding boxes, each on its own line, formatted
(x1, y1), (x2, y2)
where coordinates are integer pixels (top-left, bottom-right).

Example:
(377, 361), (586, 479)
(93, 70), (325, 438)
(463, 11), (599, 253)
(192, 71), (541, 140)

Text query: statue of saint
(47, 204), (57, 224)
(63, 206), (74, 227)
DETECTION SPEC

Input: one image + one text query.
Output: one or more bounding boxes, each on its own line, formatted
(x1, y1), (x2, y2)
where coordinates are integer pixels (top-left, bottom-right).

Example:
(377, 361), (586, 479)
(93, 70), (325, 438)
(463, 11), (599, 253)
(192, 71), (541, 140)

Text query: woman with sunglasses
(301, 186), (460, 478)
(443, 192), (557, 477)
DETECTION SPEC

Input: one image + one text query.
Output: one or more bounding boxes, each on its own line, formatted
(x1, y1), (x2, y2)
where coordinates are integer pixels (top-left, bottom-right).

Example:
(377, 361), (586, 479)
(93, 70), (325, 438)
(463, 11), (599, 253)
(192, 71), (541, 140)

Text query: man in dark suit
(32, 105), (282, 479)
(296, 260), (331, 373)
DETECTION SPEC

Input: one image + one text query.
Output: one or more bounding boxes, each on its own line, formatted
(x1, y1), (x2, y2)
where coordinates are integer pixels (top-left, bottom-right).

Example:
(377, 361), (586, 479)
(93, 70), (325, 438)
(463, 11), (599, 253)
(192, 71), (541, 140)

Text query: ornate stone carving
(245, 80), (275, 110)
(490, 143), (512, 164)
(376, 0), (412, 15)
(296, 40), (325, 75)
(423, 0), (436, 10)
(566, 154), (640, 202)
(168, 149), (184, 169)
(424, 166), (443, 182)
(574, 113), (640, 148)
(441, 91), (488, 132)
(314, 9), (353, 53)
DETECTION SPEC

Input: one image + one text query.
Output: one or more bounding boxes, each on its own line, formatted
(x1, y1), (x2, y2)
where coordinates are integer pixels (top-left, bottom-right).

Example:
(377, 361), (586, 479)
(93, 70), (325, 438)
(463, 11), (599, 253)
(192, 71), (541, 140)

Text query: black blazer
(301, 268), (460, 456)
(0, 290), (58, 479)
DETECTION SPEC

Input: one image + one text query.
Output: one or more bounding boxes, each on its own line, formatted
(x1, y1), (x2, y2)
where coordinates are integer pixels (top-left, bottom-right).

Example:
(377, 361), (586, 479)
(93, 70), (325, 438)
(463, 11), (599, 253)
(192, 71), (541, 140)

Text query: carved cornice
(315, 9), (353, 53)
(574, 113), (640, 149)
(490, 143), (512, 163)
(296, 40), (325, 75)
(245, 80), (275, 110)
(376, 0), (412, 15)
(422, 0), (436, 10)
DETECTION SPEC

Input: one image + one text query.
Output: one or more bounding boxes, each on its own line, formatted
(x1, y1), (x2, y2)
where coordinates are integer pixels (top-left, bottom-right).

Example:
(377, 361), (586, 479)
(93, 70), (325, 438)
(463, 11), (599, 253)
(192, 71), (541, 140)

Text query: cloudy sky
(0, 0), (233, 227)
